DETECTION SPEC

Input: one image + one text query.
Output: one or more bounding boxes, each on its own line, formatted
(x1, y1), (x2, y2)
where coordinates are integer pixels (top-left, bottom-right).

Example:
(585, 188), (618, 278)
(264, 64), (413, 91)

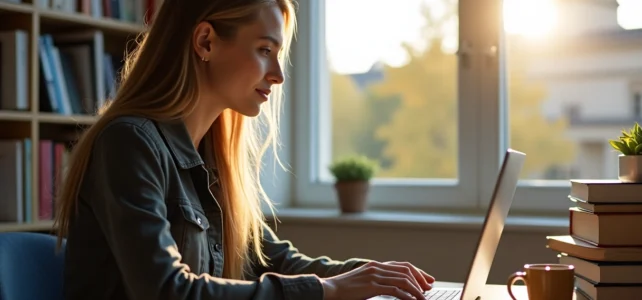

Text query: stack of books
(546, 179), (642, 299)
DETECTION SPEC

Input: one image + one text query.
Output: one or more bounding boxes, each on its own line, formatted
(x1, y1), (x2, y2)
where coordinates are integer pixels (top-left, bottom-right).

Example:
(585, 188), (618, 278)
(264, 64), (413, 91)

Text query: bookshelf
(0, 0), (153, 232)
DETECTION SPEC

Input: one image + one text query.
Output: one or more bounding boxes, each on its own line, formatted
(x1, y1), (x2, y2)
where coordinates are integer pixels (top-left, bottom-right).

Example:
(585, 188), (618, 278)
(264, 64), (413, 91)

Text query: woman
(54, 0), (435, 299)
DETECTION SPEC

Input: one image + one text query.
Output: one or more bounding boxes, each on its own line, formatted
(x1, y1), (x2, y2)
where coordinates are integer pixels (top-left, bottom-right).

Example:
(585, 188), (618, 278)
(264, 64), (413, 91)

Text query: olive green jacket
(63, 116), (370, 300)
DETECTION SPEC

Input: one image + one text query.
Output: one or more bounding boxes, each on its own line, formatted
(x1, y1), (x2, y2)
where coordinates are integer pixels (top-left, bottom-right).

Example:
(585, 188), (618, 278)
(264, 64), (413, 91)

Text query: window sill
(266, 208), (569, 234)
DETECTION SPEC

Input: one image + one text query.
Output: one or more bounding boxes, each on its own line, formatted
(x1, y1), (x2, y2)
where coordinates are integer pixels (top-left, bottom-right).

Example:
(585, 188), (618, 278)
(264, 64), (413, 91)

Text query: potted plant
(328, 155), (378, 213)
(609, 122), (642, 183)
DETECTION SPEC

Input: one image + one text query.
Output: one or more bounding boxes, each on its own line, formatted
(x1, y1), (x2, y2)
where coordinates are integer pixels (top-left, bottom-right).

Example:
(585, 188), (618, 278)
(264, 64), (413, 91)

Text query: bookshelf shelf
(38, 9), (144, 36)
(0, 110), (34, 121)
(38, 113), (97, 125)
(0, 0), (156, 233)
(0, 221), (54, 233)
(0, 1), (33, 14)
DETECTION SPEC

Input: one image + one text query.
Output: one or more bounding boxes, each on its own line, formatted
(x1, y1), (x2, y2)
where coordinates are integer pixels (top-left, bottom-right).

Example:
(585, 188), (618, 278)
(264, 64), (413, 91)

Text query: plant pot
(334, 181), (370, 213)
(619, 155), (642, 183)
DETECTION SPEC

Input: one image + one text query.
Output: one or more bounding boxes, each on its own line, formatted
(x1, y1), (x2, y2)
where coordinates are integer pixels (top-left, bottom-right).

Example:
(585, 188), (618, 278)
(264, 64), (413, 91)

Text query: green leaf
(626, 138), (638, 153)
(609, 139), (621, 150)
(610, 123), (642, 155)
(328, 155), (379, 181)
(611, 140), (633, 155)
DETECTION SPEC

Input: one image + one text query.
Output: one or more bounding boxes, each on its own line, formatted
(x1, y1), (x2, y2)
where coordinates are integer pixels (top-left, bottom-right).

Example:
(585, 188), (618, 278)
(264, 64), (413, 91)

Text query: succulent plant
(328, 155), (378, 181)
(610, 122), (642, 155)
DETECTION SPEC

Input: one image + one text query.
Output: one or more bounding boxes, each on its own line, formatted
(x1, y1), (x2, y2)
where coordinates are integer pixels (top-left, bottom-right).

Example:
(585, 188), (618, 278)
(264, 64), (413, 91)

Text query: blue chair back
(0, 232), (65, 300)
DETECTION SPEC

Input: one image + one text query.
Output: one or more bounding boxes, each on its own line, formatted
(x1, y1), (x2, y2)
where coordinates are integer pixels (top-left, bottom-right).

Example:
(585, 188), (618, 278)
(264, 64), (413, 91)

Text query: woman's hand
(320, 261), (435, 300)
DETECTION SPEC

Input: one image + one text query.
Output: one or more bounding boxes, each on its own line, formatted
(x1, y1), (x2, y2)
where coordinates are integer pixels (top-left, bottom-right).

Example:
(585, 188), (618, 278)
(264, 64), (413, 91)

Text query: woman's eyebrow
(259, 35), (282, 48)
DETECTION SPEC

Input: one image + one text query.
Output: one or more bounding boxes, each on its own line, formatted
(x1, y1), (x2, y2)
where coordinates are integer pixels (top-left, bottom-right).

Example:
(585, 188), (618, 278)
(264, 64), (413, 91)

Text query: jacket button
(215, 243), (222, 252)
(196, 217), (202, 225)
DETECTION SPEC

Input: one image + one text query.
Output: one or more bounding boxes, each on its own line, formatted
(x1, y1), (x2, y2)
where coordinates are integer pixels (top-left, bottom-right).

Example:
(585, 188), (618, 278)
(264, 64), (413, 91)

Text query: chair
(0, 232), (66, 300)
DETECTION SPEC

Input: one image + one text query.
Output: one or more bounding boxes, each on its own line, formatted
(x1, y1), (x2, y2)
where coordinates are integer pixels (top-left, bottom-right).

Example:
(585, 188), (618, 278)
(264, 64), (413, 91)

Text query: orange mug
(507, 263), (575, 300)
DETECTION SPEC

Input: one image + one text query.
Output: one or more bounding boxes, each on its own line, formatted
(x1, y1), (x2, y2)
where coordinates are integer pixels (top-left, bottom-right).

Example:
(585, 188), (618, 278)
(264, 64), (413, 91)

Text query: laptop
(370, 148), (526, 300)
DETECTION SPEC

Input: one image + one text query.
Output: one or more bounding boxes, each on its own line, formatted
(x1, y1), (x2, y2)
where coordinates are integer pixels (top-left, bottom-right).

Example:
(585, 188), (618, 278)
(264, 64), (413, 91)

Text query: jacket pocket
(177, 203), (210, 274)
(179, 203), (210, 231)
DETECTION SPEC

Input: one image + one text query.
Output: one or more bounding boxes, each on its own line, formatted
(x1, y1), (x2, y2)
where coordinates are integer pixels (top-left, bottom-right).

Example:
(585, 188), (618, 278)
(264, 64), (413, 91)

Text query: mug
(507, 263), (575, 300)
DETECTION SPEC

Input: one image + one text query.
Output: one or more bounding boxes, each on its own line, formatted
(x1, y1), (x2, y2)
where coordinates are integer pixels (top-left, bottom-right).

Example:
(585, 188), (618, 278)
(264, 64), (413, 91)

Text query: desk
(433, 281), (580, 300)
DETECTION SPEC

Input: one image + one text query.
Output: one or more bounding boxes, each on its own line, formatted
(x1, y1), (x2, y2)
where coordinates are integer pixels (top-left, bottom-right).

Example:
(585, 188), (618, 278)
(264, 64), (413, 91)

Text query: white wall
(529, 47), (642, 122)
(541, 78), (632, 120)
(556, 0), (621, 36)
(268, 217), (567, 285)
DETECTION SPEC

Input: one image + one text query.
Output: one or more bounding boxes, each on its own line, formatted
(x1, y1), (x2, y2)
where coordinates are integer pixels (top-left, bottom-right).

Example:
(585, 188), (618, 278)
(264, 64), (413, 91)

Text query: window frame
(285, 0), (572, 214)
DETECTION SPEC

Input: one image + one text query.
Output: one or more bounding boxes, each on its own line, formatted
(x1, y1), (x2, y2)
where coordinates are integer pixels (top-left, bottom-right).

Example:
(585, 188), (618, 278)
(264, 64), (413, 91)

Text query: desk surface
(433, 281), (579, 300)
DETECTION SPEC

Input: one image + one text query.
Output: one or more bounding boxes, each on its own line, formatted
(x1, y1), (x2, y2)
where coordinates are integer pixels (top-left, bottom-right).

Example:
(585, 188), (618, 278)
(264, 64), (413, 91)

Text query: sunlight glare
(618, 0), (642, 30)
(325, 0), (426, 74)
(503, 0), (558, 37)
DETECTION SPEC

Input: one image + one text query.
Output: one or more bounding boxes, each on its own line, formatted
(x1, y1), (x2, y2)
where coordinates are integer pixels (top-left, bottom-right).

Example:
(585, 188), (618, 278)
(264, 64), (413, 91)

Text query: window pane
(503, 0), (642, 180)
(325, 0), (459, 179)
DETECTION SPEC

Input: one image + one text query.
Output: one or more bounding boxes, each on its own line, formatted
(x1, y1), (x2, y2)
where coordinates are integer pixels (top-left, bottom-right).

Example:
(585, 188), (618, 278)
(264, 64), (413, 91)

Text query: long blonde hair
(54, 0), (297, 280)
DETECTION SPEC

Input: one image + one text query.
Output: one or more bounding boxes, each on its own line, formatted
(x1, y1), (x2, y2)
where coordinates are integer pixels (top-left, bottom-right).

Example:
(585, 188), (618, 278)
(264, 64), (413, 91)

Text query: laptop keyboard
(424, 289), (461, 300)
(377, 289), (461, 300)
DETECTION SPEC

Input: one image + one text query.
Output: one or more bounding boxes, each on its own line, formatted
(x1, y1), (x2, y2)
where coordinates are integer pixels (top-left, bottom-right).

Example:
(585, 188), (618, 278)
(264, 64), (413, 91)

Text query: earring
(201, 56), (209, 62)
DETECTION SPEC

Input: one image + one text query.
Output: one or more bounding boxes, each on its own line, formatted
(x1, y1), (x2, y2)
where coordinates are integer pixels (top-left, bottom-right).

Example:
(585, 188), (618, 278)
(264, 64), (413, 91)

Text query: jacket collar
(154, 119), (204, 169)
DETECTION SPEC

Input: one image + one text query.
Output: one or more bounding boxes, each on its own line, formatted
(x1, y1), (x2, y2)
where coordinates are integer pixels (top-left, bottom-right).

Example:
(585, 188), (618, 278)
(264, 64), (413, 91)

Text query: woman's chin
(233, 105), (262, 118)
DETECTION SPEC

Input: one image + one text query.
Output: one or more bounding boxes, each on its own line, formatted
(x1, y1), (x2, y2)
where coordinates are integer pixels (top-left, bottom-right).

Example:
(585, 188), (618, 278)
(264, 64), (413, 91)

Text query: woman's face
(194, 5), (286, 117)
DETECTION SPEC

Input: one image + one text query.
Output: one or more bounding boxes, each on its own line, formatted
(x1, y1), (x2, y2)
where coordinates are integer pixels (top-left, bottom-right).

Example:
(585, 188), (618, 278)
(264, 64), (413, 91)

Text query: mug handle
(506, 271), (527, 300)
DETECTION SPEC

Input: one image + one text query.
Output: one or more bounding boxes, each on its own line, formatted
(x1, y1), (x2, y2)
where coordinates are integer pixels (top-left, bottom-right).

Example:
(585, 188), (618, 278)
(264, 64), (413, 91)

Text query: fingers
(389, 262), (435, 291)
(367, 266), (427, 300)
(372, 276), (427, 300)
(361, 261), (432, 299)
(419, 268), (436, 284)
(372, 283), (416, 300)
(396, 262), (435, 284)
(404, 263), (435, 284)
(396, 262), (434, 284)
(381, 264), (424, 292)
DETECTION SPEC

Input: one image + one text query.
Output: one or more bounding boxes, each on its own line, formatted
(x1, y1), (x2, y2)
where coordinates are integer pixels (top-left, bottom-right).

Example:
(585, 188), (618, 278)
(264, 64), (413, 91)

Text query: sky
(326, 0), (642, 74)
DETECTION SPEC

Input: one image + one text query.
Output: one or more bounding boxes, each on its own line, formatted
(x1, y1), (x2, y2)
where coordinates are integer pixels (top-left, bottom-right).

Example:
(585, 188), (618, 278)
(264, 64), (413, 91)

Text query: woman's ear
(193, 21), (216, 62)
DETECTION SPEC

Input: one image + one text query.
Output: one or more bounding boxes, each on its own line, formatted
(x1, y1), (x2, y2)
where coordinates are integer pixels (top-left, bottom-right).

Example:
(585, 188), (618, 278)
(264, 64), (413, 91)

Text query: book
(569, 195), (642, 213)
(575, 274), (642, 299)
(570, 179), (642, 204)
(569, 207), (642, 247)
(38, 140), (53, 221)
(546, 235), (642, 262)
(0, 29), (29, 111)
(54, 30), (105, 114)
(574, 288), (591, 300)
(559, 254), (642, 284)
(0, 139), (23, 222)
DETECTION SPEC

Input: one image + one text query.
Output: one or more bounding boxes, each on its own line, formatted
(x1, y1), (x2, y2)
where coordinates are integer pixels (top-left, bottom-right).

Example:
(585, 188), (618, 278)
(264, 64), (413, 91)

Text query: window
(325, 0), (459, 182)
(502, 0), (642, 210)
(288, 0), (642, 213)
(291, 0), (479, 210)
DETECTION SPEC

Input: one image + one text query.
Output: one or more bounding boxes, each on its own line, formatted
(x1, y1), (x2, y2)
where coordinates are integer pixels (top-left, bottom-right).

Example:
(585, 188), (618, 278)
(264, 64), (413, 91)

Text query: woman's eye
(260, 48), (272, 55)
